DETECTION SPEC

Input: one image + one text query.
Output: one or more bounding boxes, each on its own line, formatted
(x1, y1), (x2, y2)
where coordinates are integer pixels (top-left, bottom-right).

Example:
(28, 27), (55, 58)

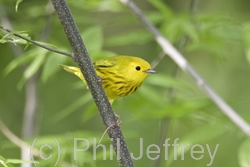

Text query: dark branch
(50, 0), (134, 167)
(0, 25), (72, 57)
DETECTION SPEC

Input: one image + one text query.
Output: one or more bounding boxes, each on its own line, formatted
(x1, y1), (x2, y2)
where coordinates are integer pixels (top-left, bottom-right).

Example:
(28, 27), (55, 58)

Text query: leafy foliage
(0, 0), (250, 167)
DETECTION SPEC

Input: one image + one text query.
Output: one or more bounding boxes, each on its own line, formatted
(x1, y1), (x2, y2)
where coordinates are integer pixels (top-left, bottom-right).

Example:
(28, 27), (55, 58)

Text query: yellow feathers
(61, 55), (156, 104)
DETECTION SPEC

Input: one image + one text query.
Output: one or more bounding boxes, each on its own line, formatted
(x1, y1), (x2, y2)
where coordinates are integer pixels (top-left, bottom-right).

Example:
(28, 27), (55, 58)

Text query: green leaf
(90, 51), (117, 60)
(138, 84), (166, 107)
(167, 123), (226, 166)
(147, 0), (174, 19)
(53, 93), (93, 122)
(0, 32), (30, 45)
(0, 156), (8, 167)
(6, 159), (38, 164)
(23, 49), (47, 78)
(4, 53), (34, 76)
(24, 41), (31, 50)
(161, 16), (199, 43)
(0, 156), (14, 167)
(242, 23), (250, 66)
(182, 19), (199, 42)
(81, 103), (98, 123)
(41, 54), (68, 83)
(238, 139), (250, 167)
(96, 0), (124, 12)
(104, 30), (153, 47)
(73, 151), (96, 167)
(15, 0), (23, 12)
(145, 74), (191, 90)
(187, 35), (228, 59)
(68, 0), (123, 12)
(155, 98), (209, 118)
(147, 11), (165, 24)
(67, 0), (101, 10)
(0, 160), (8, 167)
(35, 41), (59, 50)
(17, 48), (47, 89)
(81, 26), (103, 53)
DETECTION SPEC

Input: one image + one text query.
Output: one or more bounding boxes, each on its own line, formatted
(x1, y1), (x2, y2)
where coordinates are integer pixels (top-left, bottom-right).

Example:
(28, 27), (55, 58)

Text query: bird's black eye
(135, 66), (141, 71)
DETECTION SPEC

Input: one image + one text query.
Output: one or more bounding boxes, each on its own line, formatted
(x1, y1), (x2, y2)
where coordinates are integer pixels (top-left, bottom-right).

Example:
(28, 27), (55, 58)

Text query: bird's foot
(115, 113), (122, 125)
(98, 76), (104, 83)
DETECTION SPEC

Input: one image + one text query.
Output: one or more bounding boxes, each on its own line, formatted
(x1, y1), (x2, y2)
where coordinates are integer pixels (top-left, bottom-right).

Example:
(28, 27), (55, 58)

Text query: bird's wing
(93, 58), (117, 69)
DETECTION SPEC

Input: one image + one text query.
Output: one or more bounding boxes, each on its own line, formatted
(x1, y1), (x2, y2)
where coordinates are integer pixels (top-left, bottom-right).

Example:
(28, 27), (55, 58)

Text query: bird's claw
(98, 76), (104, 83)
(115, 113), (122, 125)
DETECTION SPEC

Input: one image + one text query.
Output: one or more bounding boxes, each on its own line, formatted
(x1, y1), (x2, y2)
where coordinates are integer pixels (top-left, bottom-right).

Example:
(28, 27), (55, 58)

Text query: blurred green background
(1, 0), (250, 166)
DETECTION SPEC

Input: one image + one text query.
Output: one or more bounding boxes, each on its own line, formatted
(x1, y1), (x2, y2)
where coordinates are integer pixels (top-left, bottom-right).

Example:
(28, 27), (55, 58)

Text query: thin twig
(120, 0), (250, 136)
(150, 52), (165, 69)
(0, 118), (75, 167)
(0, 25), (72, 57)
(0, 119), (40, 156)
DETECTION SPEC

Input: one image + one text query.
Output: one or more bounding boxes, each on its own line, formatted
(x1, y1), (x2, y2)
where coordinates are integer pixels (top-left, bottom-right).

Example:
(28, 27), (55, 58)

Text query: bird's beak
(144, 69), (157, 74)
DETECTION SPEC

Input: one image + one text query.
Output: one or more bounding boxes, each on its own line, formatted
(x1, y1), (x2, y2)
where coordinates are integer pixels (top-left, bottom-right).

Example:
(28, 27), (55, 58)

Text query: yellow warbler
(61, 55), (156, 104)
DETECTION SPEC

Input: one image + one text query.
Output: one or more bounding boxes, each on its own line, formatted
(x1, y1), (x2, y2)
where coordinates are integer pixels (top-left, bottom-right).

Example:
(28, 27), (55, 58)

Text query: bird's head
(120, 56), (157, 84)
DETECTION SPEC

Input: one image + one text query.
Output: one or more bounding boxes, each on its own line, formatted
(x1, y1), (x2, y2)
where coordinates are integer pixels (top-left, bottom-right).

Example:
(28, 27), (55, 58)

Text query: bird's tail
(60, 65), (86, 84)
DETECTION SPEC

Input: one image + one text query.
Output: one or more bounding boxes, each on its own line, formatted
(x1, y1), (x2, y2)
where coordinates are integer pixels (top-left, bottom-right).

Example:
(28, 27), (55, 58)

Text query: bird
(61, 55), (157, 104)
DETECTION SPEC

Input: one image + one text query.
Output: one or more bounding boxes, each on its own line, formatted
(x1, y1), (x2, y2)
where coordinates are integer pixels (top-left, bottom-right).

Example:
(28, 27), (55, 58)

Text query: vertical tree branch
(21, 75), (37, 167)
(50, 0), (134, 166)
(0, 5), (37, 167)
(120, 0), (250, 136)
